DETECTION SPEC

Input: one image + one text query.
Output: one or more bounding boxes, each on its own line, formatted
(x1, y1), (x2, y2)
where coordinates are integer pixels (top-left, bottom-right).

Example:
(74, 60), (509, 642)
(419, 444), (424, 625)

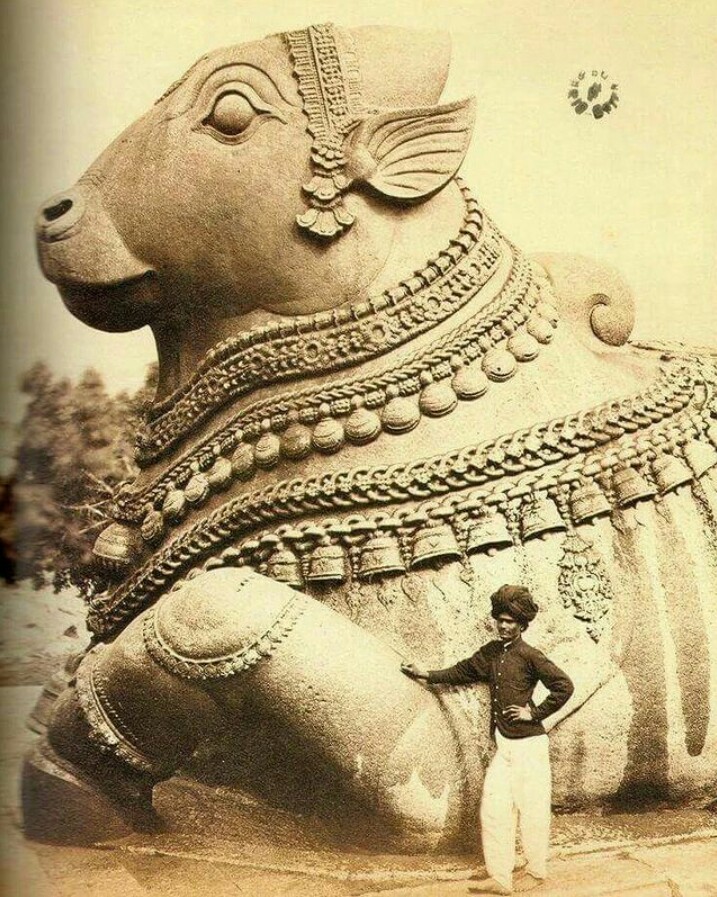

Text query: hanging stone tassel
(558, 532), (615, 642)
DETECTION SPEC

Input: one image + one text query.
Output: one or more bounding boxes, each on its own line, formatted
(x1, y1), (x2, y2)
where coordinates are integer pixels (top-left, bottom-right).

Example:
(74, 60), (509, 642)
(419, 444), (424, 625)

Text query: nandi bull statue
(25, 23), (717, 849)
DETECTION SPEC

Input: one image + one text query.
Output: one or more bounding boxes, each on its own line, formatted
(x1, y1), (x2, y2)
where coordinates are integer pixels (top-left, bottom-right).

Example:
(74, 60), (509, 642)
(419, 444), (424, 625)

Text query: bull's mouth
(58, 271), (160, 333)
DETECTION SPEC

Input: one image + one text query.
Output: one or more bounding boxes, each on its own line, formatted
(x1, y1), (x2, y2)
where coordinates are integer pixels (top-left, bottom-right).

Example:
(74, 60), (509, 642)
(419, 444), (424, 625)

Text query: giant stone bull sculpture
(24, 23), (717, 850)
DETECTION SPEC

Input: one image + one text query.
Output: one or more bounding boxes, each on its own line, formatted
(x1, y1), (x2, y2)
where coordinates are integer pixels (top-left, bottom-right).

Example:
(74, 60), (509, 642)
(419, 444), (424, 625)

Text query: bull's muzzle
(35, 183), (157, 332)
(36, 187), (87, 243)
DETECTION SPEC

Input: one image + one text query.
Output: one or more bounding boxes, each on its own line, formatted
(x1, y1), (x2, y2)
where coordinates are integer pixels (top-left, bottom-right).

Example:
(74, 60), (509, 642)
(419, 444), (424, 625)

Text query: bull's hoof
(21, 739), (162, 845)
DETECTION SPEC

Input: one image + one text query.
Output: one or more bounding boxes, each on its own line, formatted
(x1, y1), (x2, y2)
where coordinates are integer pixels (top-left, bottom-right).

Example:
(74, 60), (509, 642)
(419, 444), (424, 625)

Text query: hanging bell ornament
(266, 543), (304, 588)
(93, 523), (141, 574)
(207, 457), (233, 490)
(526, 312), (554, 344)
(652, 453), (693, 494)
(140, 507), (165, 544)
(611, 465), (656, 507)
(521, 494), (566, 542)
(281, 420), (313, 460)
(410, 521), (462, 569)
(482, 347), (517, 382)
(535, 299), (559, 326)
(683, 438), (717, 479)
(507, 329), (540, 362)
(306, 539), (347, 584)
(569, 480), (612, 525)
(358, 523), (406, 579)
(465, 512), (513, 555)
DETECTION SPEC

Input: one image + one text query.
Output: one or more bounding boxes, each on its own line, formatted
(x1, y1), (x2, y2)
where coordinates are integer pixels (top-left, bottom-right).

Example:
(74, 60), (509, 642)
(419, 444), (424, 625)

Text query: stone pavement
(2, 686), (716, 897)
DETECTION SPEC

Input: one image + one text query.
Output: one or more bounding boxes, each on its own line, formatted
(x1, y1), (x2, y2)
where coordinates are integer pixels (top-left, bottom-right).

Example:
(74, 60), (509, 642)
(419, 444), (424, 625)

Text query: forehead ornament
(284, 22), (477, 240)
(284, 23), (363, 238)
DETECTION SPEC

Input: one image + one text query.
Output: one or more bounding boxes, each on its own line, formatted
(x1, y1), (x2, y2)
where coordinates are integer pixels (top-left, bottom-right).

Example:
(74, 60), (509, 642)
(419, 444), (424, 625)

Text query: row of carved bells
(93, 436), (717, 582)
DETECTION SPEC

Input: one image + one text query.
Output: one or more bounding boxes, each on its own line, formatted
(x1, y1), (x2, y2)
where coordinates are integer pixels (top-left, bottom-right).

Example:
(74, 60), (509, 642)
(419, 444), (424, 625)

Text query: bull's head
(36, 25), (475, 393)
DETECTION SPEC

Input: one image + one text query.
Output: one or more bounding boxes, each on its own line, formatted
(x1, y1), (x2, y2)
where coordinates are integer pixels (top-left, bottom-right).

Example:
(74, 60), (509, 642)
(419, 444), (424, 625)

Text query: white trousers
(480, 730), (552, 890)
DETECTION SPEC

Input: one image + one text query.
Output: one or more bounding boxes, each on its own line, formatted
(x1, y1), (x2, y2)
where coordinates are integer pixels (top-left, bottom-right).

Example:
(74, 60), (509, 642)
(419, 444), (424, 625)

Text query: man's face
(495, 613), (523, 642)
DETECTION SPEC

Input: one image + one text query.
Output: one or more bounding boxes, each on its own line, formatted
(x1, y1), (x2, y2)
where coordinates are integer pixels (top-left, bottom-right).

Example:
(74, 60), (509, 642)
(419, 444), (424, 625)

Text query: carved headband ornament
(283, 23), (476, 239)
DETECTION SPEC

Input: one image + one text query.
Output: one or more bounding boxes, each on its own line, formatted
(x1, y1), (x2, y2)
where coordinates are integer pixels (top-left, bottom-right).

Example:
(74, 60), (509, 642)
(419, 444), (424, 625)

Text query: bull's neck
(149, 179), (470, 401)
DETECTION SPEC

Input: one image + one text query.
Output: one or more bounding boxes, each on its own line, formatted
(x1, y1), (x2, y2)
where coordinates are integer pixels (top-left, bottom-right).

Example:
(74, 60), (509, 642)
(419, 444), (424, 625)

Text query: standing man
(402, 585), (574, 895)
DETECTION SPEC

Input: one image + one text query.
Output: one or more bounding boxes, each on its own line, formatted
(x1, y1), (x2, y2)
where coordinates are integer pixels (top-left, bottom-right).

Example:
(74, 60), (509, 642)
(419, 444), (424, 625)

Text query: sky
(2, 0), (715, 433)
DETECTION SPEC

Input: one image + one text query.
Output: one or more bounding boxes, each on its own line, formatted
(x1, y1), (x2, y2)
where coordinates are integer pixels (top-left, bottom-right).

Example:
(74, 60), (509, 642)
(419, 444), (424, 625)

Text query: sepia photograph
(1, 1), (716, 895)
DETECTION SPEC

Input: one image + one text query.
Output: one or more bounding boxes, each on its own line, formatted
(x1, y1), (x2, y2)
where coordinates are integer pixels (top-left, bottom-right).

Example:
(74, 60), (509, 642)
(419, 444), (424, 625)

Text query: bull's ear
(345, 97), (476, 201)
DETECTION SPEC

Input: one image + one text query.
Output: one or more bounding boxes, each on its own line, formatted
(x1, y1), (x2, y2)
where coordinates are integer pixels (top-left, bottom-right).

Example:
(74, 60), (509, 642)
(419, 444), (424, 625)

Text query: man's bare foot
(469, 860), (525, 881)
(468, 877), (512, 895)
(513, 872), (544, 892)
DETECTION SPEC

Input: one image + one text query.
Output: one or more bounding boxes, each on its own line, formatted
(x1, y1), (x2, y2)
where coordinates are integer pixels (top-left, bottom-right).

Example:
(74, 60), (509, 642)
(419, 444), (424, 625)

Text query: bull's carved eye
(197, 84), (286, 145)
(207, 92), (256, 135)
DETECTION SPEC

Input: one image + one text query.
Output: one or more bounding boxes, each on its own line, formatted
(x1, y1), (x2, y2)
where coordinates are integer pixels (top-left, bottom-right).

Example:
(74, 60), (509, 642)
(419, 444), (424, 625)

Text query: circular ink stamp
(568, 71), (619, 119)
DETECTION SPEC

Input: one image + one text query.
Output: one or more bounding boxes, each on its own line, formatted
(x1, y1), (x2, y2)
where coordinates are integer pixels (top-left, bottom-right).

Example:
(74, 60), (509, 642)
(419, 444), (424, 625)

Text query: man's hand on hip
(504, 704), (533, 722)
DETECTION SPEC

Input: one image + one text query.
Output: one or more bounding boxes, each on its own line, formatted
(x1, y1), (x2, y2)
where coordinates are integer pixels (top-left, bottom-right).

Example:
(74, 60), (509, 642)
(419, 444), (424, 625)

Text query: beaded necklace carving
(137, 183), (503, 464)
(115, 205), (559, 538)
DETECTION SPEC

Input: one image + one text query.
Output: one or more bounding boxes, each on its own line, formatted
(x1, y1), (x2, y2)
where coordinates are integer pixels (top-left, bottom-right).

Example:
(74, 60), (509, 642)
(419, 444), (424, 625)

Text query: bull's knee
(22, 571), (252, 844)
(145, 567), (291, 685)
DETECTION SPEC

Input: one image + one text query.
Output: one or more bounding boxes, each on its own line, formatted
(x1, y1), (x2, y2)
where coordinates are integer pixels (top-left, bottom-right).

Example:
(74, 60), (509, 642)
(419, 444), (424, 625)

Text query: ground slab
(2, 686), (716, 897)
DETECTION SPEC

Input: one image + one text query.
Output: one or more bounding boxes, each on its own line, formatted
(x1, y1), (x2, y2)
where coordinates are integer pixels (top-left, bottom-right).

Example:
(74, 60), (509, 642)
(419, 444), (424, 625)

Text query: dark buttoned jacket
(427, 636), (574, 739)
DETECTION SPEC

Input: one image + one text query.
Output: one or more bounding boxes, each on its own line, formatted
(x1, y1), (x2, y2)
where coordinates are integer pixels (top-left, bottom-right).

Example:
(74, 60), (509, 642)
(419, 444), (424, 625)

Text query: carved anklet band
(75, 646), (168, 777)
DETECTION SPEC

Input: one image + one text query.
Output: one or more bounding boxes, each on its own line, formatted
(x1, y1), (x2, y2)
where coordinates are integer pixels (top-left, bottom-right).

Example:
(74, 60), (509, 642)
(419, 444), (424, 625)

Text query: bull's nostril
(43, 199), (74, 222)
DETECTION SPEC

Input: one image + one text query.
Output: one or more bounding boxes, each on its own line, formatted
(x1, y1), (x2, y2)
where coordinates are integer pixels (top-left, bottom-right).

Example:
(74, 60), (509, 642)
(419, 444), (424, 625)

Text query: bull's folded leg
(23, 567), (468, 849)
(22, 606), (223, 844)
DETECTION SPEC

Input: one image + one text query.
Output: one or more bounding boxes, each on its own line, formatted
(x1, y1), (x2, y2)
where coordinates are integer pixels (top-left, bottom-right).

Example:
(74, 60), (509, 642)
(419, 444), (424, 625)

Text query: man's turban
(490, 585), (539, 627)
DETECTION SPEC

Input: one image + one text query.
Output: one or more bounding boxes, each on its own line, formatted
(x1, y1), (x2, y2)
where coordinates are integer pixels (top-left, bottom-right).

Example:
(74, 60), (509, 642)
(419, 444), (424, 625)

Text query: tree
(11, 362), (157, 597)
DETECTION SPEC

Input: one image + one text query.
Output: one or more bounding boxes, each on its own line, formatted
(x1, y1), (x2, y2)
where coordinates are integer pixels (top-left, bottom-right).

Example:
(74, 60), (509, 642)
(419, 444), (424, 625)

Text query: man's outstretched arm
(402, 650), (490, 686)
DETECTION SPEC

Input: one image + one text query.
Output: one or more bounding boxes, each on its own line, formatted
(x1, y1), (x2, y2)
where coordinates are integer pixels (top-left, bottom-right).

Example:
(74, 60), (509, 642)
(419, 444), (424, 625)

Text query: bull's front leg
(22, 569), (468, 848)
